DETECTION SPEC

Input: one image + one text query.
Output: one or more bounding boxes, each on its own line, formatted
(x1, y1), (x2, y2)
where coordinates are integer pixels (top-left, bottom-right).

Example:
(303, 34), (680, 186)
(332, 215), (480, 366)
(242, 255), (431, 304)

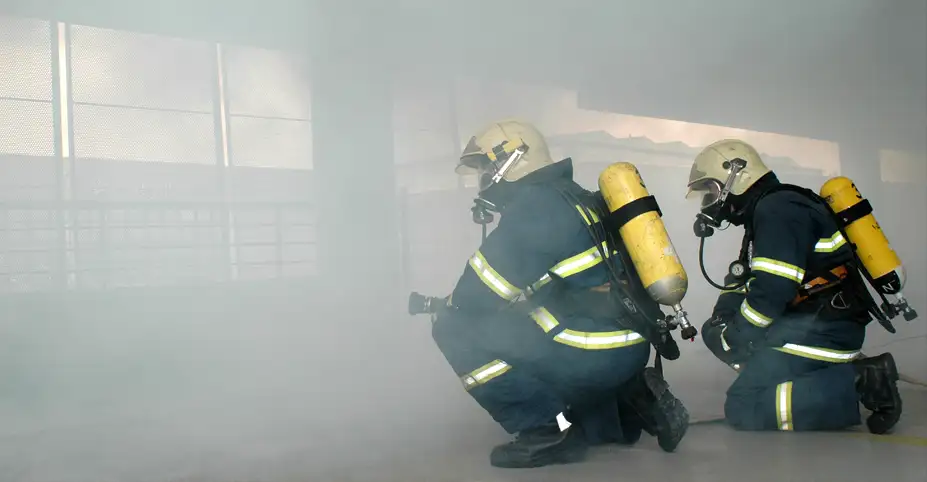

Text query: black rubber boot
(853, 352), (902, 434)
(489, 421), (588, 468)
(622, 368), (689, 452)
(616, 398), (644, 445)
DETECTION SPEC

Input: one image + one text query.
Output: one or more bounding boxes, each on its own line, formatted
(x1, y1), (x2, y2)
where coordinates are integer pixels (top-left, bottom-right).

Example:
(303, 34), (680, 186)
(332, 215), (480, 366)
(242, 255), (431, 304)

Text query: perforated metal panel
(223, 45), (312, 170)
(69, 25), (217, 166)
(223, 45), (310, 119)
(69, 25), (214, 112)
(0, 17), (54, 157)
(0, 16), (52, 101)
(72, 104), (215, 164)
(0, 99), (54, 157)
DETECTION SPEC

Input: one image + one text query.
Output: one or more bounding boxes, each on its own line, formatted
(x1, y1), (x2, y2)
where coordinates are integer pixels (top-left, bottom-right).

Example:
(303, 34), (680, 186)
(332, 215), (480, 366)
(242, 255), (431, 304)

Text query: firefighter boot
(853, 352), (902, 434)
(621, 367), (689, 452)
(489, 419), (588, 468)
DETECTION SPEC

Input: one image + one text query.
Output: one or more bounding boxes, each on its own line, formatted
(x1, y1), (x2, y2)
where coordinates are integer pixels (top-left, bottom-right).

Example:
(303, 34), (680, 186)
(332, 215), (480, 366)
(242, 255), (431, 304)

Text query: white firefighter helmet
(456, 119), (554, 191)
(686, 138), (770, 209)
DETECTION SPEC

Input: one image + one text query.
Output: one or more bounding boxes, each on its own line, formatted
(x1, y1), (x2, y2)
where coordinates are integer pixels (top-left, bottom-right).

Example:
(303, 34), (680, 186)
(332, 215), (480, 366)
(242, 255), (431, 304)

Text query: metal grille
(71, 202), (228, 288)
(231, 203), (316, 279)
(224, 45), (312, 169)
(0, 204), (60, 292)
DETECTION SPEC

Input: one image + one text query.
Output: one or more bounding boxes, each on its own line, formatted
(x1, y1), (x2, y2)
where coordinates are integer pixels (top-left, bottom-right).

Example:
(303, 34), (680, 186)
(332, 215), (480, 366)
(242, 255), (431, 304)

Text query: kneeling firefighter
(430, 119), (690, 468)
(687, 138), (907, 434)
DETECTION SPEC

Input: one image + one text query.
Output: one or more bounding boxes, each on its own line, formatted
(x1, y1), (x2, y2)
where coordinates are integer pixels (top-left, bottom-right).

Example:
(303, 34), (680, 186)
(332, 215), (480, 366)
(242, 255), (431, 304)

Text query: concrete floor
(1, 385), (924, 482)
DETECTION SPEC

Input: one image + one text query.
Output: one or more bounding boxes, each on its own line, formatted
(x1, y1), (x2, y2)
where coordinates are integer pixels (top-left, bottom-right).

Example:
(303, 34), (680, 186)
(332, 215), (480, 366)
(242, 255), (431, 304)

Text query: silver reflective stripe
(775, 343), (861, 363)
(469, 251), (522, 300)
(751, 257), (805, 283)
(553, 330), (645, 350)
(776, 381), (794, 431)
(531, 242), (608, 291)
(461, 359), (511, 391)
(720, 326), (731, 352)
(740, 300), (772, 327)
(814, 232), (847, 253)
(530, 307), (560, 333)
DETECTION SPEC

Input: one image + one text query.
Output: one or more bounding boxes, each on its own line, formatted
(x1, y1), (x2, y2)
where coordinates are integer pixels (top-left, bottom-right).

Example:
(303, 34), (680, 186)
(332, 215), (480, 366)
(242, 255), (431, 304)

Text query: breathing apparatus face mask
(459, 142), (528, 223)
(688, 158), (747, 238)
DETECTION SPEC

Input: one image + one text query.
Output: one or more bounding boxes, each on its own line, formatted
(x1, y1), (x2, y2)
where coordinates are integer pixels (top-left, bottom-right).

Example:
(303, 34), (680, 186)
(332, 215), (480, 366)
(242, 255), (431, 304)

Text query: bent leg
(431, 313), (566, 434)
(725, 349), (861, 431)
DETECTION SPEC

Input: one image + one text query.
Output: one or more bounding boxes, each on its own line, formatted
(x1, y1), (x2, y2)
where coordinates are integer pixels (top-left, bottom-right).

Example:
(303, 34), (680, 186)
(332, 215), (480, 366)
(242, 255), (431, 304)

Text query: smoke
(0, 2), (925, 482)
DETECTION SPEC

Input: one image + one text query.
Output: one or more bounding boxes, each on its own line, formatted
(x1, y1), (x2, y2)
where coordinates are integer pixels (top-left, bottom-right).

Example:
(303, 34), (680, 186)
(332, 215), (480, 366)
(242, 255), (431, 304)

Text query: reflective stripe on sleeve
(776, 381), (794, 431)
(750, 257), (806, 283)
(468, 251), (522, 300)
(461, 360), (511, 392)
(740, 299), (772, 328)
(720, 326), (731, 352)
(531, 242), (608, 291)
(774, 344), (861, 363)
(575, 205), (600, 225)
(814, 232), (847, 253)
(554, 329), (646, 350)
(721, 277), (755, 295)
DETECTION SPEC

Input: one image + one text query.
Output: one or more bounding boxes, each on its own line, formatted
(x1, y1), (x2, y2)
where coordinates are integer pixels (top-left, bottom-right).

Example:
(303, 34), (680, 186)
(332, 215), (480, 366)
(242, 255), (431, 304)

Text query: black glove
(701, 316), (751, 366)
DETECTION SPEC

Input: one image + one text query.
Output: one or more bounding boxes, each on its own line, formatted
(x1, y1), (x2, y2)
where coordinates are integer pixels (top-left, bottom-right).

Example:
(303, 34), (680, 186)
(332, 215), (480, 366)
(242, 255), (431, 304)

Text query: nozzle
(408, 292), (444, 316)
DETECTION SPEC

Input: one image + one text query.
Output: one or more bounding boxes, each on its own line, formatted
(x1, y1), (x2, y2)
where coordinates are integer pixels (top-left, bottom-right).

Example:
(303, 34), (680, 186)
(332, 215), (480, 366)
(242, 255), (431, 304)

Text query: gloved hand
(701, 316), (751, 366)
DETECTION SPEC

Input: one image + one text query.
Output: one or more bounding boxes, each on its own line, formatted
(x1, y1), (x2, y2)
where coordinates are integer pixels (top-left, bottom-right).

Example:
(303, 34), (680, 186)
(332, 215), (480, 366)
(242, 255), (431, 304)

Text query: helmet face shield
(687, 178), (724, 210)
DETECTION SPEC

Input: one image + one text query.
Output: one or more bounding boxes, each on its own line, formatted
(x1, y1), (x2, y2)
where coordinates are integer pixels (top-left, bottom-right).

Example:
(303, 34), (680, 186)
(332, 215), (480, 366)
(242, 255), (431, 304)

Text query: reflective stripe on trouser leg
(774, 344), (861, 363)
(775, 381), (794, 431)
(461, 359), (511, 391)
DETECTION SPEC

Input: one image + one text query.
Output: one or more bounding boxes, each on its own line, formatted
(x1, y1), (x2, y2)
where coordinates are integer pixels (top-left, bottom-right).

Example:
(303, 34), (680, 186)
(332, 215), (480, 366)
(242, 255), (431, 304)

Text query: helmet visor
(687, 178), (724, 209)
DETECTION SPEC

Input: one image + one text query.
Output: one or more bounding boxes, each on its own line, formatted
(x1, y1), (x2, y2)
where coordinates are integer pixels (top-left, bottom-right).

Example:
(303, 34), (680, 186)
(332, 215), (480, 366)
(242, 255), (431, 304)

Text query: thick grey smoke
(0, 2), (924, 481)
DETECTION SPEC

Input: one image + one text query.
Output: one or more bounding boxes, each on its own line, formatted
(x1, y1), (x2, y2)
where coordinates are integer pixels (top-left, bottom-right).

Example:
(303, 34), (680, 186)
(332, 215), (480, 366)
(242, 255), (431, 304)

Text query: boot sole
(866, 353), (902, 435)
(490, 443), (588, 468)
(641, 368), (689, 452)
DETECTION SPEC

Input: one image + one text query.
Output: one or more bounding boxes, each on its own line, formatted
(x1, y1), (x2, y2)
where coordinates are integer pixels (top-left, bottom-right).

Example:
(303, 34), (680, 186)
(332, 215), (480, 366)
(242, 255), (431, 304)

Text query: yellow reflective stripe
(530, 307), (560, 333)
(721, 277), (755, 295)
(575, 205), (600, 225)
(554, 329), (646, 350)
(461, 359), (511, 391)
(531, 242), (609, 291)
(814, 232), (847, 253)
(720, 326), (731, 352)
(751, 257), (805, 283)
(468, 251), (522, 300)
(776, 381), (794, 431)
(774, 344), (861, 363)
(740, 300), (772, 327)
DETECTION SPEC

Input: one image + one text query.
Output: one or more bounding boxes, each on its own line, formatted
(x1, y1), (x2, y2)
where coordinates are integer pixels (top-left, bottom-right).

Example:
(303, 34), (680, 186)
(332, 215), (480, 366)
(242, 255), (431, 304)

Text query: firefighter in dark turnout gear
(431, 119), (689, 468)
(687, 139), (903, 434)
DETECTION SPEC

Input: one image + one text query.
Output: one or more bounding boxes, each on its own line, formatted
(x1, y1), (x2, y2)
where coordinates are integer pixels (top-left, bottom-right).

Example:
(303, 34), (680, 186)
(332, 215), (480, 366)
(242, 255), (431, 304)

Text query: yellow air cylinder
(819, 176), (905, 295)
(598, 162), (688, 307)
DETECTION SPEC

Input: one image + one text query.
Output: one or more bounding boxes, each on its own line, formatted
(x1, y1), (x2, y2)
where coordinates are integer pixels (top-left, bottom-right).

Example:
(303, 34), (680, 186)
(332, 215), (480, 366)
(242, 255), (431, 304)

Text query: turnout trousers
(432, 306), (651, 442)
(724, 317), (866, 431)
